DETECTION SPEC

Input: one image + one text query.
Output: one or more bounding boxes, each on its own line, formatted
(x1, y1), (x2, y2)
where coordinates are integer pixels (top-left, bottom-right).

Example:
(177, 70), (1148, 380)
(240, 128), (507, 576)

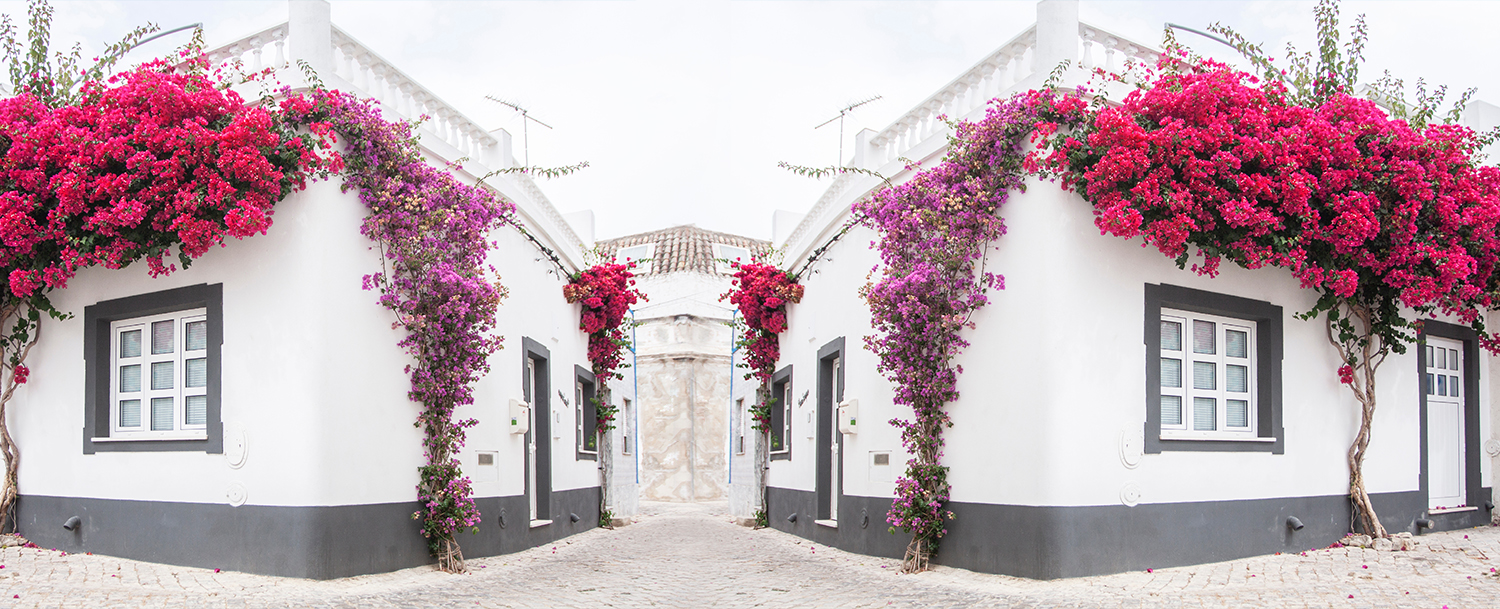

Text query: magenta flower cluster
(563, 261), (645, 434)
(281, 89), (514, 569)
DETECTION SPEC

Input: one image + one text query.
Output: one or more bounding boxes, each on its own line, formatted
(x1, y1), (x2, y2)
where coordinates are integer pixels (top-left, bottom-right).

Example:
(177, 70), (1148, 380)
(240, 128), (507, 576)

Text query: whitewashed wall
(13, 157), (599, 514)
(756, 176), (1492, 509)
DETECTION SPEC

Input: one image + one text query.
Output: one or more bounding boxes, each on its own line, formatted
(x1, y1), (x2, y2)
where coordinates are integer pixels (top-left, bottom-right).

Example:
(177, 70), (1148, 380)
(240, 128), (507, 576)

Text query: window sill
(1429, 506), (1478, 515)
(1160, 432), (1274, 443)
(815, 519), (838, 529)
(92, 433), (208, 443)
(529, 519), (552, 528)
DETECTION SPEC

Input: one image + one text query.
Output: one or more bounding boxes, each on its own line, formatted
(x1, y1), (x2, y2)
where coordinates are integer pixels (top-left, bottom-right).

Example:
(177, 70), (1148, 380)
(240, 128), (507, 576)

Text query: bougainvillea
(858, 90), (1087, 572)
(723, 262), (803, 384)
(1033, 54), (1500, 536)
(0, 57), (321, 531)
(563, 260), (644, 435)
(280, 88), (513, 571)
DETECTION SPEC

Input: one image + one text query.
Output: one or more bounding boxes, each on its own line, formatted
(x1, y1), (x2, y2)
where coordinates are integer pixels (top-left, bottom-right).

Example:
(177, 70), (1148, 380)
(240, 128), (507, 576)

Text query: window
(734, 397), (746, 455)
(769, 365), (792, 460)
(111, 310), (210, 437)
(1158, 310), (1256, 438)
(714, 243), (752, 275)
(84, 284), (223, 453)
(574, 365), (597, 460)
(1144, 284), (1282, 453)
(617, 244), (654, 274)
(621, 398), (633, 455)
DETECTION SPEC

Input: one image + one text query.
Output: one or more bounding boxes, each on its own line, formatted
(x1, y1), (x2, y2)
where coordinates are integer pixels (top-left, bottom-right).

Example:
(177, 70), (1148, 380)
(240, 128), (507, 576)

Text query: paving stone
(1, 501), (1498, 607)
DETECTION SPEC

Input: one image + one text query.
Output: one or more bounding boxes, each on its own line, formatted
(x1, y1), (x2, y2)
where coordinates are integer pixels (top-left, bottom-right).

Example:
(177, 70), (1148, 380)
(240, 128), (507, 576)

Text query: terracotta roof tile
(596, 225), (770, 275)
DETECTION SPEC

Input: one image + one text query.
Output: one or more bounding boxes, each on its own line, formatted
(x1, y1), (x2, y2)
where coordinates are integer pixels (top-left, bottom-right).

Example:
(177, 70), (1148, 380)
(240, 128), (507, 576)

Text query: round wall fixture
(1119, 427), (1143, 469)
(1484, 438), (1500, 457)
(226, 482), (248, 507)
(226, 425), (249, 469)
(1120, 482), (1142, 507)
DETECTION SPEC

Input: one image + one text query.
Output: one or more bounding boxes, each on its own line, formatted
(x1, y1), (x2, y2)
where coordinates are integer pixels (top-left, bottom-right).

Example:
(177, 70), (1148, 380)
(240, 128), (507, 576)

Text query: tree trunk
(1328, 306), (1389, 538)
(754, 386), (769, 528)
(599, 387), (614, 528)
(0, 312), (38, 534)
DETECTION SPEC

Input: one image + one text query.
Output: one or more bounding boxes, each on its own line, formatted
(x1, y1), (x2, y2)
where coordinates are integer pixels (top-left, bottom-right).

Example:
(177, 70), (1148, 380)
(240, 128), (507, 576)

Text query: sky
(7, 0), (1499, 241)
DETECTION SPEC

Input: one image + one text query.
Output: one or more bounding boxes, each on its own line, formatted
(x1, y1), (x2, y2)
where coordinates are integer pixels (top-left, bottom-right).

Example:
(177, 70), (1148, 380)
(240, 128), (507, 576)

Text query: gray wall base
(768, 486), (1491, 580)
(18, 487), (600, 580)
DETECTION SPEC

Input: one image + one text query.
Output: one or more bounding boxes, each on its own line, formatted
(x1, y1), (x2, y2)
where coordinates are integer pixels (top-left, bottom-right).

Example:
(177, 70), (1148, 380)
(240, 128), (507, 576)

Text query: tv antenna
(814, 95), (882, 167)
(486, 96), (554, 168)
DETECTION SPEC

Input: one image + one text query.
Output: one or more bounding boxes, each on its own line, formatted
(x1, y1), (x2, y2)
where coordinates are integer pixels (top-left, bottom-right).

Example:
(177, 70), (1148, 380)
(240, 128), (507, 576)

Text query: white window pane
(1426, 345), (1433, 367)
(1226, 330), (1248, 358)
(1450, 375), (1459, 397)
(1193, 361), (1216, 390)
(1161, 321), (1182, 351)
(119, 364), (141, 393)
(1437, 375), (1447, 396)
(1193, 320), (1215, 354)
(119, 399), (141, 427)
(151, 320), (174, 355)
(1193, 398), (1216, 431)
(1226, 365), (1248, 393)
(151, 361), (174, 390)
(1227, 400), (1249, 428)
(186, 321), (207, 351)
(1161, 358), (1181, 388)
(1161, 395), (1182, 426)
(1437, 348), (1447, 369)
(186, 396), (207, 426)
(1449, 349), (1459, 371)
(150, 397), (173, 431)
(120, 329), (142, 358)
(1427, 373), (1436, 395)
(186, 358), (207, 388)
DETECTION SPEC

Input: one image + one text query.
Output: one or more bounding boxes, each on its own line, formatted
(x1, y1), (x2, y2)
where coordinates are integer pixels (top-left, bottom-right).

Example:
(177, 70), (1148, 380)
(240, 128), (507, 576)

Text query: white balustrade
(784, 19), (1161, 257)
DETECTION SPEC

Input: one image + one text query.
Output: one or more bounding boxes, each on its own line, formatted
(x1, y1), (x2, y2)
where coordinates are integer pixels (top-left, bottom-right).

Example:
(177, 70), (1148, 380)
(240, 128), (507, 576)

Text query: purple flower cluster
(282, 89), (514, 571)
(857, 90), (1079, 571)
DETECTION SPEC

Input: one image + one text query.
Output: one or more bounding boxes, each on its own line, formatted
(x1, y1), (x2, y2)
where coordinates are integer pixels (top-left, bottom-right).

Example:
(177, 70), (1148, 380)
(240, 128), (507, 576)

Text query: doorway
(522, 338), (552, 523)
(816, 338), (845, 524)
(1425, 336), (1466, 511)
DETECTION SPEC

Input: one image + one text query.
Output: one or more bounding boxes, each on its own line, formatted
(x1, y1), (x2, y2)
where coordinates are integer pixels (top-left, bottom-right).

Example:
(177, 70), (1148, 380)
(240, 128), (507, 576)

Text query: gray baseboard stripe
(17, 487), (600, 580)
(768, 486), (1491, 580)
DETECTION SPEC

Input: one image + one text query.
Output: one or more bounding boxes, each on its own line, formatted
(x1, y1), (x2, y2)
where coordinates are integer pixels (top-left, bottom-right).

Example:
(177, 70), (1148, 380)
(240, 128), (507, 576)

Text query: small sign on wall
(869, 451), (892, 483)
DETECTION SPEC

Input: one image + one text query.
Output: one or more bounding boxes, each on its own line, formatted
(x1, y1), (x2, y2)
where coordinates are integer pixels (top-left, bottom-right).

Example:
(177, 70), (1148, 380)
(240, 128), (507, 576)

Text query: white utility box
(509, 399), (530, 435)
(838, 399), (858, 434)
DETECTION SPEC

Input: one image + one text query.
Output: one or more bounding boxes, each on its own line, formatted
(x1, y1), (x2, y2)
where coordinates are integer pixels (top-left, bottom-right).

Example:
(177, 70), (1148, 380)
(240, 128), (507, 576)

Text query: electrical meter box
(838, 399), (858, 435)
(509, 399), (530, 435)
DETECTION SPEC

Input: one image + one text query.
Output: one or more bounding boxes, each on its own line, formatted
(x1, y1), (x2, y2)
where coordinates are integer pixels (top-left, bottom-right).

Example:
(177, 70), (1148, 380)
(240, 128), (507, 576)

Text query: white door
(1425, 337), (1465, 510)
(829, 356), (841, 521)
(527, 357), (539, 521)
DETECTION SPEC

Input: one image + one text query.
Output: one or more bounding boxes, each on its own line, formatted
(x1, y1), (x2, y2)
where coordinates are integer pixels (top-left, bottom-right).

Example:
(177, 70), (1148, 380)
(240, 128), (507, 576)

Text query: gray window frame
(1144, 284), (1283, 454)
(769, 364), (793, 461)
(83, 283), (223, 454)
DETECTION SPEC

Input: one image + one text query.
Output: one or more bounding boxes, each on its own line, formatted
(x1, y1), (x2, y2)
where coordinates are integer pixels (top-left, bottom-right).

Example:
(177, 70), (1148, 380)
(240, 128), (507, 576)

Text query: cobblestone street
(1, 501), (1498, 608)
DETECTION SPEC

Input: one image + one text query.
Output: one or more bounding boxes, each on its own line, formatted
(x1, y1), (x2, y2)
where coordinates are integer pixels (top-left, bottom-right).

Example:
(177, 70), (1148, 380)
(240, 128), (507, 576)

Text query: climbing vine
(857, 90), (1088, 573)
(280, 88), (514, 572)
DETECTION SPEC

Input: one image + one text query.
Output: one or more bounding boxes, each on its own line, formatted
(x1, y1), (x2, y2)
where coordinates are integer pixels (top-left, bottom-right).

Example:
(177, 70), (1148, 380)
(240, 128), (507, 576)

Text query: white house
(598, 226), (766, 504)
(731, 0), (1499, 579)
(11, 0), (619, 579)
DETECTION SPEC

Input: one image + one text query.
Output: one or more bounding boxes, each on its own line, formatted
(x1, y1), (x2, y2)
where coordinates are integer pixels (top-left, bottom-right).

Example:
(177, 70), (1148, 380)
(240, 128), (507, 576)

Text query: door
(829, 356), (841, 521)
(527, 357), (539, 520)
(815, 344), (844, 523)
(1426, 337), (1465, 510)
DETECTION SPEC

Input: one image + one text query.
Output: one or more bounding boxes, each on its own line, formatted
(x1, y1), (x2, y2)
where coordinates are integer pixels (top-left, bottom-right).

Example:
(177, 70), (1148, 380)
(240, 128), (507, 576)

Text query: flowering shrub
(280, 89), (513, 571)
(1033, 55), (1500, 536)
(563, 261), (645, 435)
(859, 90), (1087, 572)
(0, 58), (321, 531)
(722, 261), (803, 385)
